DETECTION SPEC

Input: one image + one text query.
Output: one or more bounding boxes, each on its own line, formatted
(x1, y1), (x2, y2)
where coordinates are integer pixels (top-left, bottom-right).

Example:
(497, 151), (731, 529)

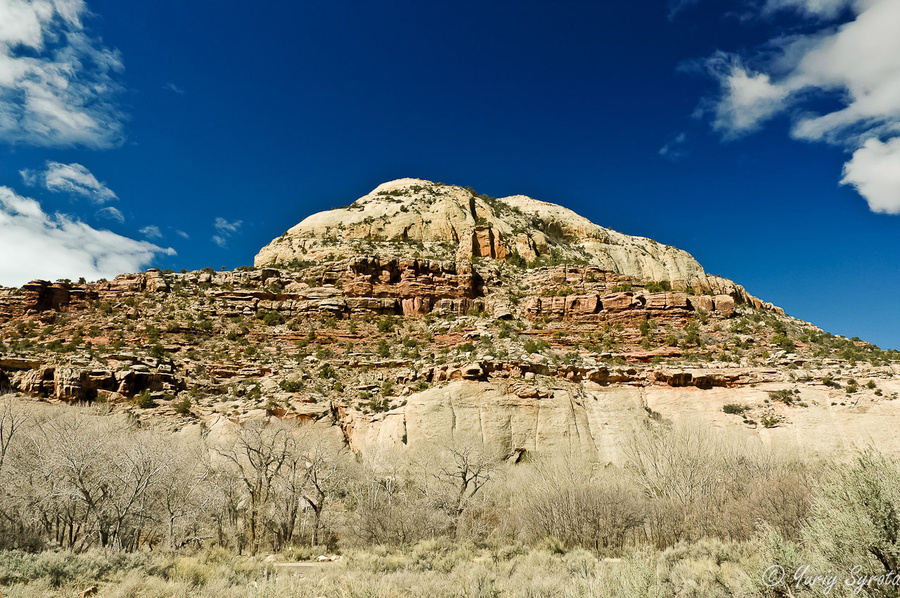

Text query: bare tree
(32, 411), (167, 550)
(415, 443), (498, 538)
(213, 419), (294, 554)
(151, 434), (213, 549)
(0, 399), (36, 550)
(345, 449), (446, 546)
(0, 399), (25, 475)
(295, 431), (346, 548)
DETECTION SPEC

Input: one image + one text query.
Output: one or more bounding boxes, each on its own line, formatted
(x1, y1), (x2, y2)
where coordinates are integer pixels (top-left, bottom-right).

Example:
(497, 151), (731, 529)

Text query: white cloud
(0, 0), (125, 148)
(22, 161), (117, 203)
(841, 137), (900, 214)
(212, 217), (242, 248)
(764, 0), (854, 18)
(214, 217), (242, 234)
(139, 224), (161, 239)
(175, 229), (189, 239)
(703, 53), (792, 136)
(95, 205), (123, 223)
(699, 0), (900, 213)
(0, 186), (175, 286)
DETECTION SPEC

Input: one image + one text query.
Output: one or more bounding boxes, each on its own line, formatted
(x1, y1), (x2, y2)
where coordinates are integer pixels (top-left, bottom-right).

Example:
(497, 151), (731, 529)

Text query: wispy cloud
(696, 0), (900, 213)
(96, 205), (124, 223)
(0, 0), (125, 148)
(214, 217), (242, 234)
(763, 0), (853, 19)
(21, 161), (118, 204)
(139, 225), (162, 240)
(163, 82), (185, 95)
(659, 132), (690, 161)
(0, 186), (175, 286)
(212, 217), (242, 247)
(668, 0), (697, 18)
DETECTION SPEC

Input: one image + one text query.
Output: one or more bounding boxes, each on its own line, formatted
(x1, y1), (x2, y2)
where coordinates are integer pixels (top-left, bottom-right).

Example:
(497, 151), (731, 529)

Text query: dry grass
(0, 538), (774, 598)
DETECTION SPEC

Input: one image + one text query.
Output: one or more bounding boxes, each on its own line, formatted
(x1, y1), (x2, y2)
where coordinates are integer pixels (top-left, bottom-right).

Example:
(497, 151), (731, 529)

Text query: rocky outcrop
(12, 363), (184, 402)
(467, 227), (507, 260)
(254, 178), (709, 284)
(522, 291), (738, 322)
(0, 280), (92, 323)
(0, 271), (174, 325)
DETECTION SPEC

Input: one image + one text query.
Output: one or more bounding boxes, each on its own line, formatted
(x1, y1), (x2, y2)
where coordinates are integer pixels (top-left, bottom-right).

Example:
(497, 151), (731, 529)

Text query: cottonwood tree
(345, 451), (436, 545)
(0, 400), (33, 549)
(33, 412), (167, 549)
(415, 443), (498, 537)
(212, 419), (349, 552)
(213, 419), (294, 554)
(294, 429), (347, 548)
(0, 399), (25, 475)
(152, 434), (213, 549)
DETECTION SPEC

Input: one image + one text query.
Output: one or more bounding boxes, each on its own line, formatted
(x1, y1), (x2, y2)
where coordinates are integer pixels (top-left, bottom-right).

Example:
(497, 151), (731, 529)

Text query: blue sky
(1, 0), (899, 349)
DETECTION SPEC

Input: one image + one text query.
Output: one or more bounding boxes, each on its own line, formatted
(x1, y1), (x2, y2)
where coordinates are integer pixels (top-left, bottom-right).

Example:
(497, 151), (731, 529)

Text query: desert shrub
(761, 415), (780, 428)
(523, 338), (550, 354)
(682, 321), (701, 347)
(803, 449), (900, 580)
(772, 332), (795, 352)
(173, 396), (192, 415)
(768, 389), (799, 405)
(279, 379), (301, 392)
(722, 404), (749, 415)
(645, 280), (671, 293)
(368, 395), (390, 413)
(135, 389), (157, 409)
(377, 316), (399, 334)
(257, 310), (284, 327)
(0, 550), (151, 587)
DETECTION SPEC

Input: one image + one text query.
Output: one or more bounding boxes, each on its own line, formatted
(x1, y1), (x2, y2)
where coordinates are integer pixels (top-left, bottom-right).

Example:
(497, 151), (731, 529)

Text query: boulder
(461, 363), (485, 380)
(714, 294), (735, 317)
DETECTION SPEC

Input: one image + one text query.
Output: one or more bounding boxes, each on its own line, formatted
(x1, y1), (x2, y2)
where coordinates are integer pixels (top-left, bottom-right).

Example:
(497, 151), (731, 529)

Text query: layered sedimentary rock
(6, 177), (893, 464)
(254, 178), (708, 283)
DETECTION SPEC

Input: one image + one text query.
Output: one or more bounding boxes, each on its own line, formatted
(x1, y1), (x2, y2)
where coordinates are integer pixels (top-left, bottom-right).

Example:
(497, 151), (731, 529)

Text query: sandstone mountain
(1, 179), (899, 463)
(256, 178), (732, 293)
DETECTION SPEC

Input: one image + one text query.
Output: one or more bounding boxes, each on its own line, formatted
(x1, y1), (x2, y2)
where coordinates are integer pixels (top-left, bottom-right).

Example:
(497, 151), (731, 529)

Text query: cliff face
(2, 179), (899, 463)
(255, 178), (708, 284)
